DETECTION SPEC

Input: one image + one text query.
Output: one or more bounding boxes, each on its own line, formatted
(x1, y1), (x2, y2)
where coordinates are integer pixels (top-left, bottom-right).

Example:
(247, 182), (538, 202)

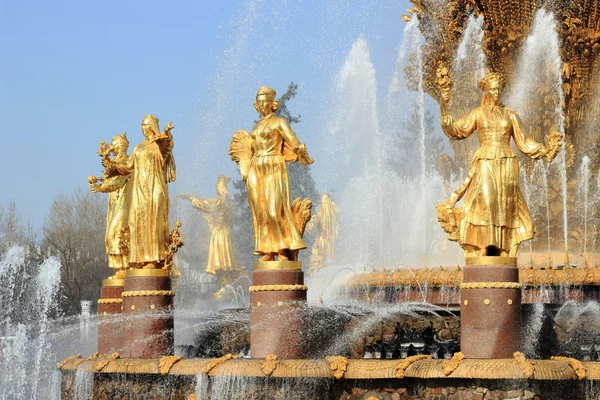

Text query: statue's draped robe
(101, 165), (132, 269)
(188, 195), (241, 275)
(246, 114), (306, 255)
(118, 136), (173, 264)
(442, 104), (546, 252)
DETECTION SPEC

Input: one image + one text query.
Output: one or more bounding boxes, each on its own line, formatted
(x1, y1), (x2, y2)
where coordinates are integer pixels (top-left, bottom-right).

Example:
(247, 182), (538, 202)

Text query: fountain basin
(58, 355), (600, 399)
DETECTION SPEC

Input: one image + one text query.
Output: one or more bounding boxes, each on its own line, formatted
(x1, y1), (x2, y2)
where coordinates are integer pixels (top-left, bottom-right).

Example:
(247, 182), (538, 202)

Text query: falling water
(521, 303), (545, 358)
(580, 156), (591, 254)
(455, 15), (486, 76)
(31, 256), (62, 399)
(508, 10), (567, 253)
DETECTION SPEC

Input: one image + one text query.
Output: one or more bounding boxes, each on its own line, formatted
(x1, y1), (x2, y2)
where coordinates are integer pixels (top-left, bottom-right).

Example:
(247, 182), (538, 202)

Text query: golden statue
(306, 194), (340, 274)
(106, 115), (176, 268)
(178, 175), (243, 290)
(88, 133), (132, 279)
(229, 86), (313, 262)
(436, 71), (562, 257)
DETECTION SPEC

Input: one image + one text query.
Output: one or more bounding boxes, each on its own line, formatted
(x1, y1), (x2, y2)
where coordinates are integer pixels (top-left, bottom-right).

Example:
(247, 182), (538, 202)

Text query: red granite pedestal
(461, 256), (521, 359)
(122, 269), (174, 359)
(249, 260), (307, 359)
(98, 278), (124, 355)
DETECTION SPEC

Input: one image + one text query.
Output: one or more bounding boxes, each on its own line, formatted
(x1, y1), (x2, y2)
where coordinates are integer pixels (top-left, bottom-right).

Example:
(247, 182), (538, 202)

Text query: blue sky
(0, 0), (412, 227)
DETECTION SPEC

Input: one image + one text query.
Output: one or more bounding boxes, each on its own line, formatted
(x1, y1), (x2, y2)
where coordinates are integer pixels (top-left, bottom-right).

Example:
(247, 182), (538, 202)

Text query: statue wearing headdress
(306, 194), (339, 274)
(178, 175), (243, 291)
(229, 86), (314, 262)
(88, 133), (132, 279)
(436, 71), (562, 257)
(105, 114), (176, 268)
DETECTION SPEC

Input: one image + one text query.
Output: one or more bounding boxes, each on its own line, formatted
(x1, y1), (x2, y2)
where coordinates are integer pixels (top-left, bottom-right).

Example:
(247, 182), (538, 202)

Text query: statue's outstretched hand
(295, 143), (314, 165)
(164, 121), (175, 134)
(177, 193), (191, 201)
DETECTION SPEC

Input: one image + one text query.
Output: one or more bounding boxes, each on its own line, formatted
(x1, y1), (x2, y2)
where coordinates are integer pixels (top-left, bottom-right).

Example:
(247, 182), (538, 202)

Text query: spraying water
(508, 10), (567, 253)
(580, 156), (591, 254)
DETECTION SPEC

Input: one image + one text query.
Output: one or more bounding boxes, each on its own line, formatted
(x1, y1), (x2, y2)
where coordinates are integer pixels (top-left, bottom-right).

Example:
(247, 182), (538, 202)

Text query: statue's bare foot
(260, 253), (275, 261)
(277, 250), (288, 261)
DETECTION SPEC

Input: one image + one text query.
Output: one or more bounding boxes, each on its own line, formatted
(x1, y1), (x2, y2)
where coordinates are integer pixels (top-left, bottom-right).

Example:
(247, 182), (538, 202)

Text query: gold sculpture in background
(178, 175), (243, 291)
(105, 115), (176, 269)
(88, 133), (132, 279)
(229, 86), (313, 262)
(306, 194), (340, 274)
(436, 71), (562, 257)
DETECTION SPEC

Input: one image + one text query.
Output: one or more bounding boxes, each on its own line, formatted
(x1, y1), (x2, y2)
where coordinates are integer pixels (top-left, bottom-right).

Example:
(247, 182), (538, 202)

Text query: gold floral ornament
(159, 356), (183, 375)
(163, 221), (184, 279)
(395, 355), (432, 378)
(201, 353), (239, 375)
(94, 352), (120, 372)
(57, 354), (82, 369)
(436, 61), (453, 105)
(552, 356), (586, 380)
(325, 356), (348, 379)
(261, 354), (279, 376)
(443, 352), (464, 376)
(513, 352), (534, 378)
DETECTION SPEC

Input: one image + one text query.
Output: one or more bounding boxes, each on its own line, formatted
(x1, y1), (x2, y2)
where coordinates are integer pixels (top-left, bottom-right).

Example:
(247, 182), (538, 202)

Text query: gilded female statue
(88, 133), (132, 279)
(178, 175), (242, 291)
(229, 86), (313, 262)
(107, 115), (176, 268)
(306, 194), (339, 273)
(437, 72), (562, 257)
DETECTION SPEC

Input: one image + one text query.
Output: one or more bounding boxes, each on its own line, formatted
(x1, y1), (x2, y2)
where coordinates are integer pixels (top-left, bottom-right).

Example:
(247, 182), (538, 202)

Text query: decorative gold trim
(514, 352), (534, 378)
(202, 354), (237, 375)
(249, 284), (308, 292)
(159, 356), (183, 375)
(395, 355), (431, 378)
(443, 352), (464, 376)
(98, 298), (123, 304)
(57, 354), (82, 369)
(261, 354), (279, 376)
(465, 256), (517, 266)
(326, 356), (348, 379)
(102, 278), (125, 287)
(253, 260), (302, 271)
(95, 352), (120, 372)
(460, 282), (521, 289)
(122, 290), (175, 297)
(126, 268), (169, 278)
(552, 356), (587, 380)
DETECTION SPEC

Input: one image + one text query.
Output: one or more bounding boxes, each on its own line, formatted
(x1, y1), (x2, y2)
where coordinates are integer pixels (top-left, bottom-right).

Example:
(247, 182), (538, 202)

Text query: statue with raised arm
(105, 114), (176, 268)
(229, 86), (314, 262)
(306, 194), (339, 274)
(88, 133), (132, 279)
(178, 175), (243, 292)
(436, 71), (562, 258)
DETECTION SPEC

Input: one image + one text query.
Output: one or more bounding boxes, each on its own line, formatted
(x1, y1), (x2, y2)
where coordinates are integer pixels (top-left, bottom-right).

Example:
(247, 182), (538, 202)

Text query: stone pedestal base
(461, 257), (521, 359)
(122, 269), (174, 359)
(250, 260), (307, 359)
(98, 279), (124, 355)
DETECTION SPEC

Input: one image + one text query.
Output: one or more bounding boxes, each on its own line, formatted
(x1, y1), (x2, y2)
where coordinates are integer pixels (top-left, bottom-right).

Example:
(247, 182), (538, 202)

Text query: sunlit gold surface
(437, 72), (561, 257)
(125, 268), (169, 278)
(465, 256), (517, 266)
(102, 278), (125, 287)
(305, 194), (339, 274)
(229, 86), (313, 262)
(89, 133), (132, 276)
(179, 175), (242, 280)
(107, 115), (176, 267)
(252, 260), (302, 271)
(59, 355), (597, 381)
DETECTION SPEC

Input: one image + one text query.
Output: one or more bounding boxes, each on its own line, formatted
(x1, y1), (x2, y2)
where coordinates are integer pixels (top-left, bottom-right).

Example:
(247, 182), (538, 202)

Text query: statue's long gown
(188, 195), (241, 275)
(442, 104), (546, 252)
(101, 164), (132, 269)
(118, 136), (174, 264)
(246, 114), (306, 255)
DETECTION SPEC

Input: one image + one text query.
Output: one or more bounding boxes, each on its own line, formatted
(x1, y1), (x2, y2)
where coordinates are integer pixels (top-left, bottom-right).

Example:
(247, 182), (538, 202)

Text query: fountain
(1, 0), (599, 399)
